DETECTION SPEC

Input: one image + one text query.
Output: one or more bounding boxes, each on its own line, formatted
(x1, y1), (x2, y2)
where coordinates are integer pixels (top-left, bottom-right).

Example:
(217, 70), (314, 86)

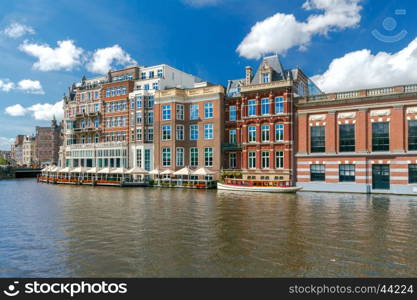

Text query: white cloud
(0, 78), (44, 94)
(17, 79), (44, 94)
(3, 22), (35, 38)
(5, 101), (63, 121)
(86, 45), (136, 74)
(237, 0), (362, 59)
(19, 40), (84, 71)
(182, 0), (220, 7)
(311, 37), (417, 92)
(5, 104), (27, 116)
(0, 79), (15, 92)
(0, 137), (14, 151)
(27, 101), (64, 121)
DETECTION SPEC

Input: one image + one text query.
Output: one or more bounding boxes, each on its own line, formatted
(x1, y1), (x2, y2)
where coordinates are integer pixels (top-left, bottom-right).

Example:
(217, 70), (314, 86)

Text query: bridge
(14, 167), (42, 178)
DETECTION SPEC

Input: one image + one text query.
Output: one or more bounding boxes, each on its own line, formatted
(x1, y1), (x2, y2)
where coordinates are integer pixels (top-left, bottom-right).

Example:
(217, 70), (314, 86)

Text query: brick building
(35, 117), (62, 166)
(60, 64), (202, 170)
(153, 84), (224, 178)
(223, 55), (316, 182)
(295, 84), (417, 194)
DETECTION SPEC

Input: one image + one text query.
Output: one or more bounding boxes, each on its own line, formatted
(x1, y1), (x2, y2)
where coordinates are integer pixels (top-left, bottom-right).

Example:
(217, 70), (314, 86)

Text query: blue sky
(1, 0), (417, 149)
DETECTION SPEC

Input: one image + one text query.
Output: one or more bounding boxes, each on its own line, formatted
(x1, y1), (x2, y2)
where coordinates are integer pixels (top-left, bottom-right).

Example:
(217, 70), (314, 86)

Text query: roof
(251, 55), (287, 84)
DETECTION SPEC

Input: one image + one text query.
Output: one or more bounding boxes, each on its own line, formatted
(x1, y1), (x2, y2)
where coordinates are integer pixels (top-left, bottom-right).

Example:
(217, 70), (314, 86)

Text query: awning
(86, 167), (100, 173)
(126, 167), (149, 174)
(192, 167), (216, 176)
(59, 167), (72, 173)
(70, 167), (88, 173)
(110, 168), (128, 174)
(161, 169), (174, 175)
(97, 167), (112, 174)
(173, 167), (193, 176)
(149, 168), (161, 175)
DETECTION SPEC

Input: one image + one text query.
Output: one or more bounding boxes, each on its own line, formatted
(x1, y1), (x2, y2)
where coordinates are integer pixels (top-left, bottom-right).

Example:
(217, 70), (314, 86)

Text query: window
(153, 82), (159, 90)
(275, 97), (284, 114)
(261, 124), (270, 142)
(149, 71), (154, 78)
(190, 104), (199, 120)
(176, 148), (184, 166)
(147, 112), (154, 124)
(176, 104), (184, 120)
(205, 147), (213, 167)
(229, 105), (237, 121)
(144, 84), (150, 90)
(262, 73), (270, 83)
(339, 164), (355, 182)
(275, 151), (284, 169)
(248, 152), (256, 169)
(339, 124), (355, 152)
(162, 105), (171, 120)
(144, 149), (151, 171)
(136, 149), (142, 168)
(141, 72), (146, 79)
(190, 124), (198, 140)
(409, 164), (417, 183)
(229, 129), (237, 144)
(106, 88), (110, 97)
(136, 128), (142, 141)
(95, 134), (99, 143)
(204, 102), (213, 118)
(148, 96), (154, 108)
(94, 119), (99, 128)
(229, 153), (237, 169)
(157, 69), (163, 78)
(176, 125), (184, 140)
(94, 103), (100, 112)
(408, 120), (417, 151)
(261, 98), (269, 115)
(311, 164), (325, 181)
(275, 124), (284, 141)
(162, 125), (171, 140)
(248, 99), (256, 116)
(136, 112), (142, 124)
(146, 128), (154, 141)
(136, 96), (142, 108)
(261, 151), (270, 169)
(372, 122), (389, 151)
(162, 148), (171, 166)
(311, 126), (325, 153)
(190, 148), (198, 167)
(248, 126), (256, 142)
(204, 123), (214, 139)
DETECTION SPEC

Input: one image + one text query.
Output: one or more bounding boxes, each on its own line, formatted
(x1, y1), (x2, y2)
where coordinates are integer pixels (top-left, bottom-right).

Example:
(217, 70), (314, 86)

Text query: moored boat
(217, 178), (302, 193)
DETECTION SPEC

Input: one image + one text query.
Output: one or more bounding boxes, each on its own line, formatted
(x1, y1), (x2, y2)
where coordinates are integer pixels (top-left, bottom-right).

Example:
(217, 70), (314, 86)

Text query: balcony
(222, 143), (242, 152)
(73, 127), (101, 132)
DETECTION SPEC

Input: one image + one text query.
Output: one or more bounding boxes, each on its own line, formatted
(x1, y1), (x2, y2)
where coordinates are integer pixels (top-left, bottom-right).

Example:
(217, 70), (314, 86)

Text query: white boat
(217, 179), (302, 193)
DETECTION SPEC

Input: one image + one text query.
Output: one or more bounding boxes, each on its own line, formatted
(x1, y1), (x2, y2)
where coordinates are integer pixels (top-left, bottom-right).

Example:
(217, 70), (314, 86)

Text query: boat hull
(217, 183), (302, 193)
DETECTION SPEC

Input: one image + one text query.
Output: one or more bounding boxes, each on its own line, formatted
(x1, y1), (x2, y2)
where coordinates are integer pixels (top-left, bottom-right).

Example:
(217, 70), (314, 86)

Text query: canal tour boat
(217, 178), (302, 193)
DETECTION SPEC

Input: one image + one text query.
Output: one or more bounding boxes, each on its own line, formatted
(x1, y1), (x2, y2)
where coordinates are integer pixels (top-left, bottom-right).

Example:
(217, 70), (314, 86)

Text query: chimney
(245, 66), (252, 85)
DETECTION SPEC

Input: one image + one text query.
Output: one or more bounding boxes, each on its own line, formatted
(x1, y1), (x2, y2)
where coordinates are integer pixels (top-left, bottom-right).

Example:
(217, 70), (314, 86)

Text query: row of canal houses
(58, 55), (417, 194)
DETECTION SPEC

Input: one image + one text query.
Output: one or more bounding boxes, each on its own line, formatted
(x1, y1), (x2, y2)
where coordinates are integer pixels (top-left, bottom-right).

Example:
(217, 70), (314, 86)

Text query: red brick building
(295, 84), (417, 194)
(223, 55), (312, 182)
(154, 84), (224, 179)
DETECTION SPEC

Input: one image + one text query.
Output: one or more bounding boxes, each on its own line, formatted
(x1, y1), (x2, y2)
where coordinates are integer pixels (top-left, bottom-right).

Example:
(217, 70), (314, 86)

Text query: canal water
(1, 178), (416, 277)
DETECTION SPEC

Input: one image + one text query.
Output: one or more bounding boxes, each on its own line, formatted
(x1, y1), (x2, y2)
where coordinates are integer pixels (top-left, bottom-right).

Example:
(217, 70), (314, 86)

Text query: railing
(306, 83), (417, 102)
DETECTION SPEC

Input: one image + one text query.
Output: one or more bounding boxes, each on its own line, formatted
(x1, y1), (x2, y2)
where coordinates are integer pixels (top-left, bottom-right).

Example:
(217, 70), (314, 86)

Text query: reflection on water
(0, 179), (416, 277)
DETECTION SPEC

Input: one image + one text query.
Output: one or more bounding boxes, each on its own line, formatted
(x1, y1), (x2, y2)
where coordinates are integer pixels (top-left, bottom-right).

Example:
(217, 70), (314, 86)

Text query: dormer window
(262, 73), (270, 83)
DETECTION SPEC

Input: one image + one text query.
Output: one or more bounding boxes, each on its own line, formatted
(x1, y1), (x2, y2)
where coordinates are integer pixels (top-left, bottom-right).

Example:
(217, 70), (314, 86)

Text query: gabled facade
(223, 55), (317, 183)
